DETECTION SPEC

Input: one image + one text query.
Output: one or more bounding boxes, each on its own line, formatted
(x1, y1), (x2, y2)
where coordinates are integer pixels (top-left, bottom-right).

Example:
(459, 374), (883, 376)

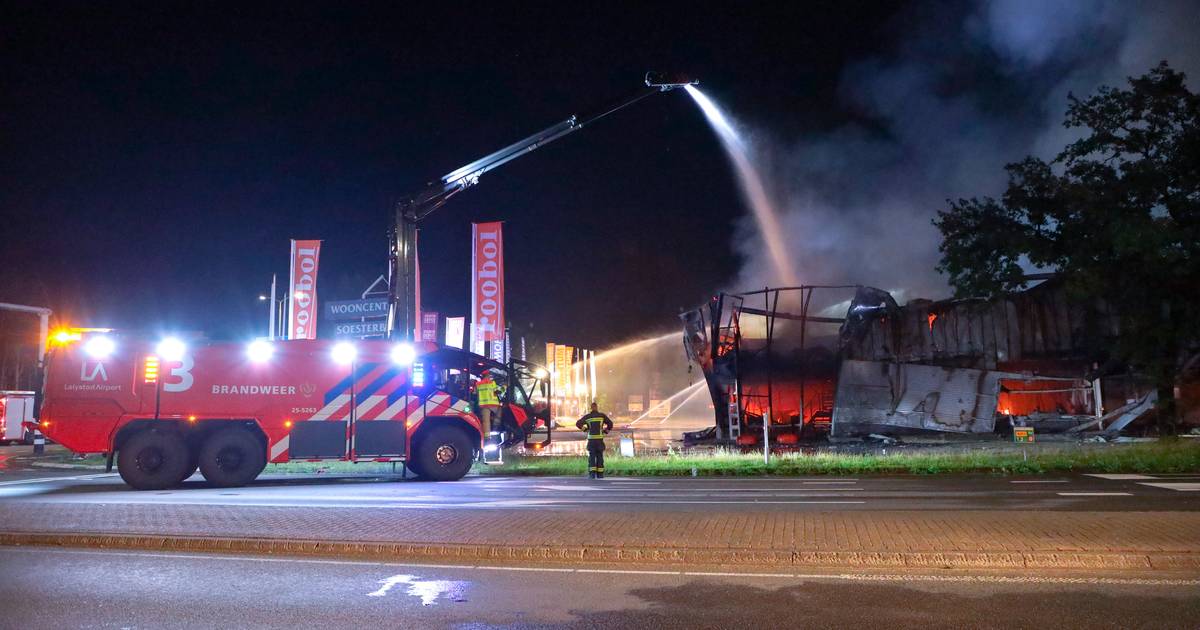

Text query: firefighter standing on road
(576, 402), (613, 479)
(475, 372), (501, 439)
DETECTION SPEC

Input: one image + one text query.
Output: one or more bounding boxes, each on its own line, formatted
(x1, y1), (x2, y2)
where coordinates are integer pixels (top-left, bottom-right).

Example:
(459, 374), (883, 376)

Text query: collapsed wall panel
(831, 359), (1003, 435)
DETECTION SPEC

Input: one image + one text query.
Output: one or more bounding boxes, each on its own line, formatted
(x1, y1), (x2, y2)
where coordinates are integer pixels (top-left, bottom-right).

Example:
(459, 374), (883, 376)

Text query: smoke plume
(726, 0), (1200, 303)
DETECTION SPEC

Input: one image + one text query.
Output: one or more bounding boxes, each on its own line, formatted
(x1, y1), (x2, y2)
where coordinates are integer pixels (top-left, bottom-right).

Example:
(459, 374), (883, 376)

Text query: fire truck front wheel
(411, 425), (473, 481)
(198, 427), (266, 488)
(117, 430), (192, 490)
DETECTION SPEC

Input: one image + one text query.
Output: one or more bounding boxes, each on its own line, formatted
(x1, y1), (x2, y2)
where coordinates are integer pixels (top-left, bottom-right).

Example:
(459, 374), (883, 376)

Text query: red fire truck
(38, 330), (551, 490)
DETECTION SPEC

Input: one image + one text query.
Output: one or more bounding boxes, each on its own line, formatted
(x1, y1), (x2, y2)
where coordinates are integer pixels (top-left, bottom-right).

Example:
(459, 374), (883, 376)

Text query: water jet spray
(684, 85), (798, 287)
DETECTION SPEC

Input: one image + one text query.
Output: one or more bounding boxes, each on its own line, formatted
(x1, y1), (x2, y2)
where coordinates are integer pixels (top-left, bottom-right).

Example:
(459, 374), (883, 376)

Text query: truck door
(350, 362), (411, 459)
(287, 362), (380, 459)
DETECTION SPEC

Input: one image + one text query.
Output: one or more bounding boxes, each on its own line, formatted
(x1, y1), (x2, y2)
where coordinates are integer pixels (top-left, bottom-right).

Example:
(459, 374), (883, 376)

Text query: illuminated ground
(2, 547), (1197, 628)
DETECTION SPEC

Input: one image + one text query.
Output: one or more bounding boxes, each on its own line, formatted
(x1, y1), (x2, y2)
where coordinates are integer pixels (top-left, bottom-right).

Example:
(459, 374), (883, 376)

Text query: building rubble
(681, 277), (1194, 443)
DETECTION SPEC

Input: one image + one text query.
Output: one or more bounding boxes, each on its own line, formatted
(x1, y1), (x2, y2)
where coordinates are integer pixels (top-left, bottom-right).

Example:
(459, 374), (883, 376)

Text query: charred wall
(839, 278), (1120, 374)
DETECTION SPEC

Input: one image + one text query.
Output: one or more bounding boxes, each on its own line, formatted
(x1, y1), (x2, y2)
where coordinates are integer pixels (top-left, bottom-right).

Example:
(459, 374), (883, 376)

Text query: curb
(3, 532), (1198, 572)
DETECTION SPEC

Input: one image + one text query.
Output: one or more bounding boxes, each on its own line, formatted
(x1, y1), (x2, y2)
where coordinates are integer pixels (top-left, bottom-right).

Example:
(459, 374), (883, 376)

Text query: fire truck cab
(39, 331), (551, 490)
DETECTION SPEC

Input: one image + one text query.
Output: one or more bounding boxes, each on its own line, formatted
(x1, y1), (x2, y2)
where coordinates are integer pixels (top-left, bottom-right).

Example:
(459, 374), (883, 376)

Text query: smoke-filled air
(591, 0), (1199, 433)
(696, 0), (1200, 302)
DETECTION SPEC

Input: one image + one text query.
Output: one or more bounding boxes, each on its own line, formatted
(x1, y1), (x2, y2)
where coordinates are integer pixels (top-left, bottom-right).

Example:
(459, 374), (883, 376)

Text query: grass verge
(29, 440), (1200, 477)
(480, 440), (1200, 476)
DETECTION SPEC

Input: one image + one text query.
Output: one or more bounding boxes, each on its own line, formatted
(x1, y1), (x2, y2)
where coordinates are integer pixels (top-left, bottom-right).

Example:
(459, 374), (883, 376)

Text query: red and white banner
(471, 222), (504, 342)
(288, 239), (322, 340)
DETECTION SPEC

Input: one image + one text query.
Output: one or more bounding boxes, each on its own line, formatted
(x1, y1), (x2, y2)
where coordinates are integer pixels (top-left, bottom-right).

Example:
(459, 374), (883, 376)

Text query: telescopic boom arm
(387, 73), (697, 339)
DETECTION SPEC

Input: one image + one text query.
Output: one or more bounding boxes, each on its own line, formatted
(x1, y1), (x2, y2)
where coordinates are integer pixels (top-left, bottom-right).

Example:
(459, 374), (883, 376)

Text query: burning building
(682, 277), (1175, 443)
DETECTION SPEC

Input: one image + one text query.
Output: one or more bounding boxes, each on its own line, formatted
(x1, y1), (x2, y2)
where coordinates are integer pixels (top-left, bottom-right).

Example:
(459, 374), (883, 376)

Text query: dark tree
(934, 62), (1199, 429)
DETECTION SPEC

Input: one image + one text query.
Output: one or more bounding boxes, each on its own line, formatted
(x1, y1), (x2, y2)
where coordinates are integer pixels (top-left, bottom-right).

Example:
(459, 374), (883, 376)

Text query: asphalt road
(1, 460), (1198, 513)
(1, 546), (1197, 629)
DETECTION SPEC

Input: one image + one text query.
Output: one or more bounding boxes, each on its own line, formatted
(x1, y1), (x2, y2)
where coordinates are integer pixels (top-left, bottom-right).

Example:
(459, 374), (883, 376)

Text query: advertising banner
(287, 239), (321, 340)
(420, 311), (439, 343)
(325, 298), (388, 321)
(554, 344), (573, 395)
(445, 317), (465, 349)
(470, 222), (504, 342)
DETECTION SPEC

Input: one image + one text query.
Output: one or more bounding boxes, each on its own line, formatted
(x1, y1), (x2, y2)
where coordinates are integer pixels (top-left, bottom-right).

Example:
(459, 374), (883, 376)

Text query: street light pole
(276, 296), (291, 341)
(268, 274), (277, 339)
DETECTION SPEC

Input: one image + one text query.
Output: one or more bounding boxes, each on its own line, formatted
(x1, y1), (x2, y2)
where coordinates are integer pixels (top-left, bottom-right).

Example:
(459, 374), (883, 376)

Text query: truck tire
(410, 425), (473, 481)
(117, 430), (191, 490)
(404, 456), (426, 479)
(198, 427), (265, 488)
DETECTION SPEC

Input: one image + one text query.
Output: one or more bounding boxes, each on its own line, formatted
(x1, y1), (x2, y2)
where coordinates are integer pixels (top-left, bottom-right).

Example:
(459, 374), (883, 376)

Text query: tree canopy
(934, 62), (1199, 414)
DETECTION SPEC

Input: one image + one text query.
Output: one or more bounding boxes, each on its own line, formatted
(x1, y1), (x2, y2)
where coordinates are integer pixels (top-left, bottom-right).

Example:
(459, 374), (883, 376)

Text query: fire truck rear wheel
(117, 430), (191, 490)
(404, 457), (425, 479)
(198, 427), (266, 488)
(411, 426), (473, 481)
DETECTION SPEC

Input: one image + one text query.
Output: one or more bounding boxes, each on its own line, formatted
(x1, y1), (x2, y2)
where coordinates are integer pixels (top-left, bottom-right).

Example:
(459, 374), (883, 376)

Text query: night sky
(1, 2), (901, 348)
(5, 2), (1194, 350)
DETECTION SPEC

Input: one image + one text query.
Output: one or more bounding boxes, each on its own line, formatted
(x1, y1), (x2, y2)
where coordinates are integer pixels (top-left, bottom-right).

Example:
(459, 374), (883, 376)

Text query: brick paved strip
(3, 532), (1198, 571)
(1, 503), (1197, 571)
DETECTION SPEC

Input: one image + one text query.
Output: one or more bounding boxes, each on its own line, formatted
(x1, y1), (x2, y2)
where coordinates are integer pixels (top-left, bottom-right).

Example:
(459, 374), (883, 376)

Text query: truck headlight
(156, 337), (186, 362)
(84, 336), (115, 359)
(391, 343), (416, 365)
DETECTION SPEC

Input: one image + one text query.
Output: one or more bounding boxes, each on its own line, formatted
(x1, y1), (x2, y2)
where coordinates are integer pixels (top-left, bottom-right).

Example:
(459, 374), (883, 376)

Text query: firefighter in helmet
(475, 370), (502, 439)
(576, 401), (613, 479)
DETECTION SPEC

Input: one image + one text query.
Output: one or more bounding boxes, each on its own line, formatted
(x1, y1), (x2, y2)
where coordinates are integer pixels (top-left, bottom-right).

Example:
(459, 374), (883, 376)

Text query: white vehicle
(0, 391), (35, 444)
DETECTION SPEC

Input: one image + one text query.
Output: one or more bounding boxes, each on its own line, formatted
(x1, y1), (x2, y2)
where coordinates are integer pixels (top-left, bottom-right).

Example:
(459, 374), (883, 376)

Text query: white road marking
(686, 571), (805, 578)
(527, 487), (866, 493)
(13, 496), (868, 509)
(366, 573), (466, 605)
(578, 569), (681, 575)
(473, 565), (574, 573)
(7, 548), (1199, 586)
(1009, 480), (1069, 484)
(19, 487), (867, 504)
(1085, 474), (1158, 480)
(801, 481), (858, 485)
(484, 500), (869, 505)
(1056, 492), (1132, 497)
(820, 573), (1200, 586)
(1138, 482), (1200, 492)
(367, 574), (409, 597)
(0, 473), (117, 486)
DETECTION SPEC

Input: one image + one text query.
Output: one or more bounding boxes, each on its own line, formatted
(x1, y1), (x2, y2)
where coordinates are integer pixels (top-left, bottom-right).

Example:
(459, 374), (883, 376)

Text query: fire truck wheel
(117, 430), (191, 490)
(198, 427), (266, 488)
(404, 457), (425, 479)
(411, 426), (473, 481)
